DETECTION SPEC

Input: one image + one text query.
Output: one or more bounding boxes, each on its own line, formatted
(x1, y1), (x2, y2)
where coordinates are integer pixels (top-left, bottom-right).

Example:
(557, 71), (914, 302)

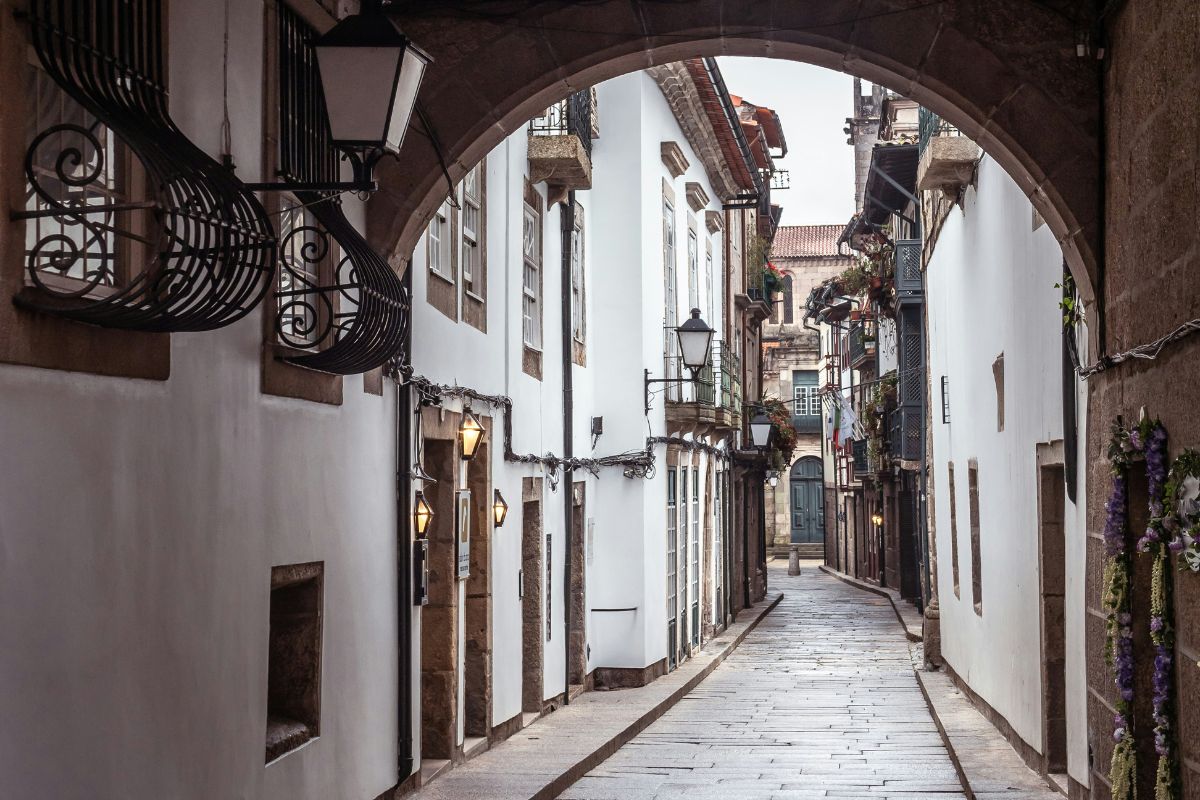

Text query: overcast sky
(716, 57), (857, 229)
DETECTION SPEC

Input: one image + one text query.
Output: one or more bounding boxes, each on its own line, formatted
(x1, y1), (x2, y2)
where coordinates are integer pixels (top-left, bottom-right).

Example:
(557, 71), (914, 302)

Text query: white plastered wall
(926, 154), (1087, 782)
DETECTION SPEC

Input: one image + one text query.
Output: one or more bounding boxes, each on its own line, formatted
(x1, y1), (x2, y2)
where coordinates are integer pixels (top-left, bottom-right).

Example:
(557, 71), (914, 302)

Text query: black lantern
(459, 410), (485, 461)
(249, 0), (431, 195)
(413, 490), (434, 537)
(644, 309), (714, 412)
(749, 412), (773, 450)
(314, 0), (430, 153)
(493, 489), (509, 527)
(676, 308), (715, 378)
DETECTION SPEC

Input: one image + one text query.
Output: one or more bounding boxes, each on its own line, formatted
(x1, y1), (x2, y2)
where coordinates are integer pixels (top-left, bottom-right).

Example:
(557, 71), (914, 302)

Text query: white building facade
(924, 147), (1089, 789)
(0, 0), (779, 796)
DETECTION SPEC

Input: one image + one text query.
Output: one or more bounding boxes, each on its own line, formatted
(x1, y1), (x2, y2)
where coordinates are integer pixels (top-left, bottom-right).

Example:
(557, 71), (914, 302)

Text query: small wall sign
(456, 489), (471, 579)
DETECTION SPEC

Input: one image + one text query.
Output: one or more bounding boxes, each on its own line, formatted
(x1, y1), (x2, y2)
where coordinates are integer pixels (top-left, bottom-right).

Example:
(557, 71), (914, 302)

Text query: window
(992, 353), (1005, 431)
(687, 225), (699, 310)
(691, 466), (700, 647)
(570, 203), (585, 343)
(941, 375), (951, 424)
(428, 199), (452, 281)
(276, 198), (335, 350)
(783, 275), (794, 324)
(948, 462), (960, 597)
(968, 460), (982, 614)
(23, 59), (148, 297)
(705, 241), (715, 327)
(461, 161), (483, 298)
(545, 533), (553, 640)
(666, 467), (678, 662)
(522, 197), (542, 350)
(792, 370), (821, 431)
(663, 195), (679, 397)
(266, 562), (323, 764)
(679, 468), (688, 644)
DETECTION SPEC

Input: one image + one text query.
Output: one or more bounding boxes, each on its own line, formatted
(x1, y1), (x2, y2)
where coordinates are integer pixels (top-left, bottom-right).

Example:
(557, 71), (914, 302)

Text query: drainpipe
(396, 272), (414, 782)
(560, 191), (576, 704)
(741, 479), (751, 609)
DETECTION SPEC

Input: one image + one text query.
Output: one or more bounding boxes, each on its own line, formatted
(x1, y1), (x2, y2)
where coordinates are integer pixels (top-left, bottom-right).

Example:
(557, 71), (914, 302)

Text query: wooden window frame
(1, 16), (168, 378)
(521, 181), (543, 379)
(259, 0), (343, 404)
(460, 159), (487, 332)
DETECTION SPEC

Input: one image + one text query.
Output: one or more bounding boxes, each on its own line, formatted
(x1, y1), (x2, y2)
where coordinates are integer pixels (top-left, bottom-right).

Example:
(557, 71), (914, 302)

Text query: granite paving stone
(560, 565), (967, 800)
(409, 563), (1060, 800)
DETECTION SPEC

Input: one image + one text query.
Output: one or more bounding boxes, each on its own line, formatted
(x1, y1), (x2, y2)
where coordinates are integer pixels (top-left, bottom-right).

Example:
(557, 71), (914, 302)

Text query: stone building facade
(763, 225), (854, 558)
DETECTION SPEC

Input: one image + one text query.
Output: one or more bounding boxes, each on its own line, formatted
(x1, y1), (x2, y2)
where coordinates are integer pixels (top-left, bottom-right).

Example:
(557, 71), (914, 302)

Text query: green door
(790, 457), (824, 544)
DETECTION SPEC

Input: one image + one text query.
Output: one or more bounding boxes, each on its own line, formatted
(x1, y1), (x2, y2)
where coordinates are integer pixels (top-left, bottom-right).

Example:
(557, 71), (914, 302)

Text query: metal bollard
(788, 545), (801, 576)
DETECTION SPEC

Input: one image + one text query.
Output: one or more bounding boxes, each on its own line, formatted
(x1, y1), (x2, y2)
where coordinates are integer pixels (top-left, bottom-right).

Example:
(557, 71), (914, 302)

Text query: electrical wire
(1078, 317), (1200, 378)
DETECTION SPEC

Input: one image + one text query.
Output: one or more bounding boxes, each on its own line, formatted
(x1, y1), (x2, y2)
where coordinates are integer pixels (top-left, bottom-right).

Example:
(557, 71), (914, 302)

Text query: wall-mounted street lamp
(871, 511), (884, 527)
(413, 490), (434, 537)
(749, 411), (773, 451)
(493, 489), (509, 527)
(766, 470), (780, 487)
(247, 0), (431, 195)
(644, 309), (715, 412)
(459, 410), (485, 461)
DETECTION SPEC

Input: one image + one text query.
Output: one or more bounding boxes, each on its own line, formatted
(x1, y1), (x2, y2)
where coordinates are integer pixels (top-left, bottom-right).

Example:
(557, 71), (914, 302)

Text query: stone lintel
(661, 140), (690, 178)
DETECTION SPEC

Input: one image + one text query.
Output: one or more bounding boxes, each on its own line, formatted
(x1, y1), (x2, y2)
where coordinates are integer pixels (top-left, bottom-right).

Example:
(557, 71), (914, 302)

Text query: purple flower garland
(1104, 419), (1178, 800)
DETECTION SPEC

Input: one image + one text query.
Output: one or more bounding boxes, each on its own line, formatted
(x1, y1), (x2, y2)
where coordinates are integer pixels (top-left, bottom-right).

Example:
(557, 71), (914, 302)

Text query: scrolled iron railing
(271, 3), (411, 374)
(528, 89), (594, 156)
(19, 0), (275, 331)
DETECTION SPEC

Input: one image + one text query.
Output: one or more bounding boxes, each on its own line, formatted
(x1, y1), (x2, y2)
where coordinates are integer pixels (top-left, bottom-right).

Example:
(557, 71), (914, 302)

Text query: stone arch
(368, 0), (1099, 301)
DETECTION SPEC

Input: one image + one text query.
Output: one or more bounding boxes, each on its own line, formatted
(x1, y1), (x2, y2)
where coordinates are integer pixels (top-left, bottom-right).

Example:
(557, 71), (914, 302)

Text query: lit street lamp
(493, 489), (509, 527)
(459, 410), (485, 461)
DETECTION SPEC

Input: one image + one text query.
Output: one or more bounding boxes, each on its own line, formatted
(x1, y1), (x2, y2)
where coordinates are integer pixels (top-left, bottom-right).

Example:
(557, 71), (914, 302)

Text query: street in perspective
(1, 2), (1196, 800)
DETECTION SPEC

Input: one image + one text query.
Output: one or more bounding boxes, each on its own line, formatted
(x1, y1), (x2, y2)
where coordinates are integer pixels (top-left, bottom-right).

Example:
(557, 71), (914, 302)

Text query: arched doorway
(371, 0), (1101, 306)
(789, 457), (824, 546)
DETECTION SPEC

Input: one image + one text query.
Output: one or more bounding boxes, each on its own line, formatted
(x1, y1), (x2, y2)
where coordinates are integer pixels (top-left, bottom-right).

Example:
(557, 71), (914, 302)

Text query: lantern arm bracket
(244, 146), (392, 196)
(643, 368), (701, 414)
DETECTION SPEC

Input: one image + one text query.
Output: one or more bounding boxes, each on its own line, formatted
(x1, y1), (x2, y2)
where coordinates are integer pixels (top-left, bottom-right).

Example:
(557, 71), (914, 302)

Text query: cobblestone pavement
(559, 565), (967, 799)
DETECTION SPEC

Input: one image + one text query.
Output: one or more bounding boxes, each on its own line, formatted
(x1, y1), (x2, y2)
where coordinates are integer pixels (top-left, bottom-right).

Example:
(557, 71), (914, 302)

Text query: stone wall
(1089, 1), (1200, 797)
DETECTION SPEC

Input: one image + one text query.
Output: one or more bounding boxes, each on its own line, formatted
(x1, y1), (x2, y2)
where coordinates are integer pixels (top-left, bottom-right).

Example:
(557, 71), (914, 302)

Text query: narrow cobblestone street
(560, 566), (964, 799)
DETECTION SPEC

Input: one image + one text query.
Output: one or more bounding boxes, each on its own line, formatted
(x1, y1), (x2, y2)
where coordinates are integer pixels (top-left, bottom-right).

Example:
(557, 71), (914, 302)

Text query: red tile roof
(770, 225), (846, 258)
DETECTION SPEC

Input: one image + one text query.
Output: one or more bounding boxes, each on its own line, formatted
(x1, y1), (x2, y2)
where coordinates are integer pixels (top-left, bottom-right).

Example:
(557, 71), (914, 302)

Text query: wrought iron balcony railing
(529, 90), (594, 156)
(918, 108), (959, 155)
(847, 321), (877, 369)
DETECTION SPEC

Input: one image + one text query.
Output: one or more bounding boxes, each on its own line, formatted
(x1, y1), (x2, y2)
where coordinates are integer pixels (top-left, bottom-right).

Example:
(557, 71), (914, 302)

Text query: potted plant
(763, 261), (785, 300)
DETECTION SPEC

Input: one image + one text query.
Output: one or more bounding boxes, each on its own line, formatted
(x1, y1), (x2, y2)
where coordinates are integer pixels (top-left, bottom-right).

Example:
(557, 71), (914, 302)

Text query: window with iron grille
(679, 468), (689, 647)
(941, 375), (951, 424)
(666, 467), (678, 625)
(691, 466), (700, 647)
(23, 59), (150, 298)
(546, 533), (553, 639)
(18, 0), (274, 333)
(277, 199), (334, 349)
(267, 2), (409, 374)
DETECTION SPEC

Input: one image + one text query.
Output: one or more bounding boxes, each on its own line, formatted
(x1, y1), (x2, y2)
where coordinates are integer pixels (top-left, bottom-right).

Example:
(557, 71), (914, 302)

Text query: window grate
(272, 3), (410, 374)
(941, 375), (951, 424)
(20, 0), (275, 330)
